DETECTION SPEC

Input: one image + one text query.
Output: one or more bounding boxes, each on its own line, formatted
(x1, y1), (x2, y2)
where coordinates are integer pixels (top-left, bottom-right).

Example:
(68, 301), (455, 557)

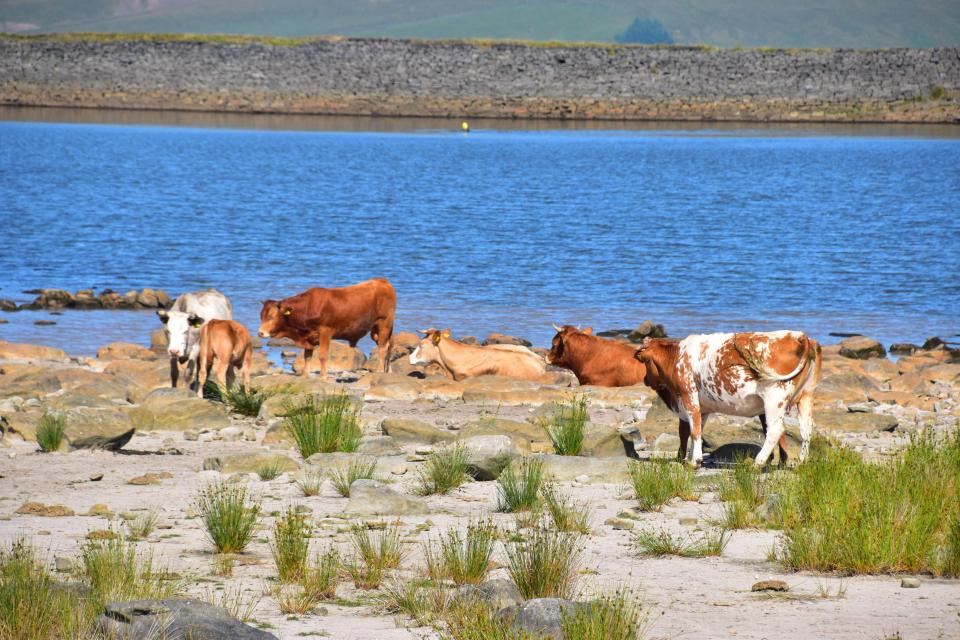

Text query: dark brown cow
(546, 325), (647, 387)
(634, 331), (822, 467)
(258, 278), (396, 381)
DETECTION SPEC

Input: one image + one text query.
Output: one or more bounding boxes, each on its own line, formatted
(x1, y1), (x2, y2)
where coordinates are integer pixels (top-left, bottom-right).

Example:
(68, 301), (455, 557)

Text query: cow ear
(156, 309), (169, 324)
(582, 327), (593, 335)
(188, 314), (204, 328)
(282, 307), (292, 316)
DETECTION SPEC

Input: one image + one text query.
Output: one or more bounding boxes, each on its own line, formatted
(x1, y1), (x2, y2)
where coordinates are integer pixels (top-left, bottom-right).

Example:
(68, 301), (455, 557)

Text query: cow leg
(372, 323), (393, 373)
(241, 349), (252, 390)
(758, 414), (788, 467)
(196, 355), (209, 398)
(797, 388), (815, 463)
(169, 356), (179, 388)
(755, 395), (788, 466)
(677, 419), (691, 462)
(301, 348), (314, 378)
(316, 330), (333, 382)
(216, 359), (230, 392)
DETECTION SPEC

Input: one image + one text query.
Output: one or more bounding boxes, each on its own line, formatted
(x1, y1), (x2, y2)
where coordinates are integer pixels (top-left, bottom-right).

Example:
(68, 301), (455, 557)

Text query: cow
(196, 319), (253, 397)
(258, 278), (396, 381)
(634, 331), (822, 467)
(156, 289), (232, 389)
(410, 328), (547, 381)
(545, 325), (647, 387)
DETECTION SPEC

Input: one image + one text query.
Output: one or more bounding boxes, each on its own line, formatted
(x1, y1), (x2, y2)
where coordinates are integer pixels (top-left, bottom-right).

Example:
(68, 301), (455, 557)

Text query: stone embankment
(1, 35), (958, 123)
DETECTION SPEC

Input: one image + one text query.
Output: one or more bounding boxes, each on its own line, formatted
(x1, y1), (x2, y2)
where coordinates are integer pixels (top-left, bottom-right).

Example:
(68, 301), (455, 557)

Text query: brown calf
(197, 319), (253, 397)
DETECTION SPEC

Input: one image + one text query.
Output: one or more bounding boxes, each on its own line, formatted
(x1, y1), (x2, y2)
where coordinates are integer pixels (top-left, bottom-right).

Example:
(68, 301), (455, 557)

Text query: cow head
(633, 337), (677, 386)
(258, 299), (292, 339)
(409, 328), (451, 365)
(157, 309), (204, 359)
(545, 324), (592, 366)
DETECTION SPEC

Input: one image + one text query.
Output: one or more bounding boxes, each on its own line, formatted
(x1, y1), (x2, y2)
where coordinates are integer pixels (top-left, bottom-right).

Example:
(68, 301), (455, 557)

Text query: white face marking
(163, 311), (194, 356)
(408, 345), (424, 365)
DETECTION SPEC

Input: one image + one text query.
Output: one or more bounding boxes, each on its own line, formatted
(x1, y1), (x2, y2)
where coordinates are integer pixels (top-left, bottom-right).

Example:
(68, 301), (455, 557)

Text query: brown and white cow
(196, 319), (253, 397)
(258, 278), (396, 381)
(634, 331), (822, 466)
(409, 329), (547, 381)
(545, 325), (647, 387)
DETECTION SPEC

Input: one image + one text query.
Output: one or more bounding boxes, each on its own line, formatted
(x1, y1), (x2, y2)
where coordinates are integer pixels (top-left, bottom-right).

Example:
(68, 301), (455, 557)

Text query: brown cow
(258, 278), (396, 381)
(634, 331), (822, 467)
(545, 325), (647, 387)
(409, 329), (547, 381)
(196, 319), (253, 397)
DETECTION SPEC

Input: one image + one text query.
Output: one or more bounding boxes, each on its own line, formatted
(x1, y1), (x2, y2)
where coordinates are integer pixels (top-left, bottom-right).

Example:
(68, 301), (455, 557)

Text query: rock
(16, 501), (74, 517)
(498, 598), (588, 639)
(815, 372), (879, 405)
(128, 471), (173, 485)
(292, 342), (367, 374)
(629, 320), (667, 342)
(381, 418), (455, 444)
(454, 578), (523, 611)
(901, 577), (921, 588)
(306, 452), (380, 475)
(815, 408), (897, 433)
(71, 427), (136, 452)
(756, 493), (783, 521)
(0, 340), (71, 363)
(97, 342), (157, 361)
(0, 299), (17, 311)
(455, 435), (521, 480)
(26, 289), (73, 309)
(96, 598), (278, 640)
(483, 332), (532, 347)
(33, 320), (56, 326)
(130, 389), (230, 431)
(54, 556), (72, 572)
(651, 433), (682, 455)
(388, 331), (421, 360)
(640, 396), (678, 434)
(363, 374), (423, 402)
(356, 435), (403, 456)
(580, 385), (651, 408)
(889, 343), (919, 356)
(604, 517), (635, 530)
(461, 376), (564, 406)
(921, 337), (945, 351)
(150, 328), (169, 352)
(460, 418), (551, 453)
(751, 580), (789, 592)
(708, 441), (762, 465)
(580, 423), (628, 458)
(838, 336), (886, 360)
(505, 454), (631, 484)
(344, 479), (429, 515)
(86, 504), (112, 517)
(203, 453), (299, 474)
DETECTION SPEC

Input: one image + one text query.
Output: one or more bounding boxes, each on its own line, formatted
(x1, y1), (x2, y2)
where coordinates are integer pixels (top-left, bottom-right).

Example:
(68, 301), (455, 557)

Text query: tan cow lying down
(409, 329), (547, 381)
(634, 331), (822, 466)
(197, 319), (253, 397)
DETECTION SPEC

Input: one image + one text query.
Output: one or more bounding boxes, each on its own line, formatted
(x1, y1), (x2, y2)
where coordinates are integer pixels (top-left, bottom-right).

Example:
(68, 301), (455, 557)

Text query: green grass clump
(221, 384), (273, 417)
(632, 526), (730, 558)
(331, 458), (378, 497)
(541, 484), (591, 534)
(506, 525), (583, 599)
(561, 589), (645, 640)
(256, 457), (286, 481)
(271, 508), (311, 582)
(36, 413), (66, 453)
(628, 460), (694, 511)
(295, 470), (325, 497)
(346, 524), (403, 589)
(718, 458), (770, 529)
(379, 579), (447, 626)
(276, 546), (340, 614)
(442, 600), (536, 640)
(775, 432), (960, 575)
(424, 520), (497, 585)
(193, 482), (261, 554)
(497, 458), (544, 512)
(81, 532), (182, 603)
(417, 444), (470, 495)
(125, 511), (158, 541)
(541, 394), (589, 456)
(284, 392), (362, 458)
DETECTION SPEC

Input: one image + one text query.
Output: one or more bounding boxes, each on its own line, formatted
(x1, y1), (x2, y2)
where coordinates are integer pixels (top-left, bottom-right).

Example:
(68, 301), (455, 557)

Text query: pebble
(604, 517), (635, 530)
(414, 446), (434, 455)
(89, 473), (103, 482)
(390, 464), (408, 475)
(679, 516), (698, 526)
(54, 556), (72, 572)
(901, 577), (921, 588)
(406, 454), (427, 462)
(751, 580), (789, 592)
(574, 474), (590, 484)
(698, 493), (717, 504)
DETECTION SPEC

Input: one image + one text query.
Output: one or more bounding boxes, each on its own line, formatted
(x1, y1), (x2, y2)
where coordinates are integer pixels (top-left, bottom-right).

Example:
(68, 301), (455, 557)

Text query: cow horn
(552, 323), (563, 333)
(416, 328), (430, 335)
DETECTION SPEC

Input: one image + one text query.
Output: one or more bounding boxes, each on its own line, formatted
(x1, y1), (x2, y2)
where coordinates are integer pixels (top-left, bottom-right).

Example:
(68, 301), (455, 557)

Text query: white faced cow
(157, 289), (233, 389)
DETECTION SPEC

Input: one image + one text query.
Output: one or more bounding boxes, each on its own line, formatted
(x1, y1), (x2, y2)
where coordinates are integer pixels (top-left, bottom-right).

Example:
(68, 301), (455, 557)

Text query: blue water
(1, 113), (959, 356)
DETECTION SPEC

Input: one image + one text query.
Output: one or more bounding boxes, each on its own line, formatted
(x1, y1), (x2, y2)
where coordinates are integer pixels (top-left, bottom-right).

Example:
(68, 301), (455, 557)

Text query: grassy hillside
(1, 0), (958, 48)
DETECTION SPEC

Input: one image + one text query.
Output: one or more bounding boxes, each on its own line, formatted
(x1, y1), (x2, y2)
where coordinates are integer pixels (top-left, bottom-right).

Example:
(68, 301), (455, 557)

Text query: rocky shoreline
(1, 35), (958, 123)
(0, 287), (173, 312)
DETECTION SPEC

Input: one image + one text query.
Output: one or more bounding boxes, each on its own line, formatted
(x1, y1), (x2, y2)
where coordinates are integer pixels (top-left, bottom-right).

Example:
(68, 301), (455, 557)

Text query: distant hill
(2, 0), (959, 48)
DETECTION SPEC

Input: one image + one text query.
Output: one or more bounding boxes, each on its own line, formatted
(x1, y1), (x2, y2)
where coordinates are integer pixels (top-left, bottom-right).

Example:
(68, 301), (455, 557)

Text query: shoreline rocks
(3, 287), (173, 312)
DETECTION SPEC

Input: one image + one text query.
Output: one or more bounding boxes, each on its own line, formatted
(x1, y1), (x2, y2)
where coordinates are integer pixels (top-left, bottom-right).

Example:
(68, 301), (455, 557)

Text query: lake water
(1, 108), (958, 357)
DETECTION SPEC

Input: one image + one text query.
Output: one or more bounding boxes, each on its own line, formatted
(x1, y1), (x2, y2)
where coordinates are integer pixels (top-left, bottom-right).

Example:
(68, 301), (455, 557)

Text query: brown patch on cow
(548, 326), (647, 387)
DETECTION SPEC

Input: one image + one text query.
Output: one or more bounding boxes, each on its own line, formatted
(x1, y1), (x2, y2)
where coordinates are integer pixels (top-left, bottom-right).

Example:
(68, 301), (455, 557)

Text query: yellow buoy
(461, 121), (470, 132)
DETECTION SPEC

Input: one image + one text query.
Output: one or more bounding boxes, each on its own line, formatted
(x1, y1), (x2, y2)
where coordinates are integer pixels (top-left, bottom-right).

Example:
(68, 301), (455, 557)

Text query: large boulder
(344, 479), (429, 515)
(96, 342), (157, 361)
(581, 385), (651, 408)
(292, 342), (367, 375)
(838, 336), (886, 360)
(96, 598), (277, 640)
(814, 372), (879, 406)
(815, 408), (898, 433)
(388, 331), (421, 360)
(455, 435), (521, 480)
(455, 578), (523, 611)
(580, 423), (628, 458)
(498, 598), (588, 640)
(461, 376), (564, 406)
(103, 360), (170, 398)
(381, 418), (455, 444)
(639, 396), (677, 433)
(62, 407), (137, 441)
(459, 418), (551, 454)
(0, 340), (70, 363)
(364, 373), (423, 402)
(130, 389), (230, 431)
(629, 320), (667, 342)
(483, 333), (532, 347)
(506, 454), (632, 484)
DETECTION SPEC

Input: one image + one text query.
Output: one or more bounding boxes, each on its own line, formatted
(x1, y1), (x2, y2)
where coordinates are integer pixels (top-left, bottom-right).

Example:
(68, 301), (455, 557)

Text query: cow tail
(739, 333), (812, 382)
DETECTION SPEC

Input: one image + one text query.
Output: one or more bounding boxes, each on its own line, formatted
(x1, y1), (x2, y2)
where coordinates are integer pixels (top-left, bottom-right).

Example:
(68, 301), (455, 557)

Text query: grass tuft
(541, 484), (591, 533)
(561, 589), (646, 640)
(330, 457), (378, 497)
(256, 457), (286, 481)
(295, 470), (325, 497)
(632, 526), (731, 558)
(193, 482), (261, 554)
(497, 458), (544, 512)
(201, 583), (260, 622)
(36, 413), (66, 453)
(284, 392), (362, 458)
(424, 519), (497, 585)
(125, 511), (158, 541)
(276, 545), (340, 614)
(628, 460), (694, 511)
(80, 530), (183, 603)
(541, 394), (589, 456)
(346, 523), (403, 589)
(442, 599), (536, 640)
(271, 508), (311, 582)
(417, 444), (470, 495)
(220, 384), (273, 416)
(506, 525), (582, 599)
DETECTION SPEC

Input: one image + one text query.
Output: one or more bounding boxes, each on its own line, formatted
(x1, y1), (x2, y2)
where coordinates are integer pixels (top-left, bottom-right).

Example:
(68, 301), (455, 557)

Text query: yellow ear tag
(283, 309), (292, 316)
